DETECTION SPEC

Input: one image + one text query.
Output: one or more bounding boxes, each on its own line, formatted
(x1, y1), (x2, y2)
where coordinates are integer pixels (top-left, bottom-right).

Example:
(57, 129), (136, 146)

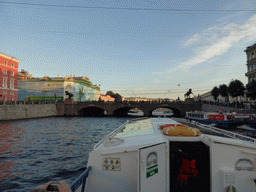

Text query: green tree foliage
(106, 91), (122, 102)
(218, 84), (229, 101)
(228, 80), (245, 98)
(106, 91), (115, 96)
(211, 86), (219, 101)
(246, 80), (256, 100)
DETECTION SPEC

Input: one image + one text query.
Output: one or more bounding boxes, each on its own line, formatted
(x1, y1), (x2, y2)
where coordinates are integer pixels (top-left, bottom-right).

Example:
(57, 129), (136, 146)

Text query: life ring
(249, 115), (255, 121)
(162, 126), (201, 136)
(160, 124), (188, 130)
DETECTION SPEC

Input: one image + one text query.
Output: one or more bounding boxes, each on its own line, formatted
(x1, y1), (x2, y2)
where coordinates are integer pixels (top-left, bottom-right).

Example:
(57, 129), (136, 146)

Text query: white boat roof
(93, 118), (256, 154)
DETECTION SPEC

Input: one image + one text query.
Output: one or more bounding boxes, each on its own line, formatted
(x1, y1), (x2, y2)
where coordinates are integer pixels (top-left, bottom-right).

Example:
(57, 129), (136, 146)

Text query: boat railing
(174, 118), (256, 145)
(70, 166), (92, 192)
(130, 117), (148, 122)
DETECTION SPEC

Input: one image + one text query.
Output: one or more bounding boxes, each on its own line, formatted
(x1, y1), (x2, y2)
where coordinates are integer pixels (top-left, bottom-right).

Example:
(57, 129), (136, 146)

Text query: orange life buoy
(160, 124), (188, 130)
(162, 125), (201, 136)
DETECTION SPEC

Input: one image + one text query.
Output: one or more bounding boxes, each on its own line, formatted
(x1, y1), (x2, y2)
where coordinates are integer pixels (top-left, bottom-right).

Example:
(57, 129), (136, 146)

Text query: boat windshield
(115, 119), (154, 137)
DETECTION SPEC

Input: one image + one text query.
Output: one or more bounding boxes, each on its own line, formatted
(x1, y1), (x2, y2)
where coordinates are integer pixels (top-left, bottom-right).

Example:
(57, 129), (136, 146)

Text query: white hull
(75, 117), (256, 192)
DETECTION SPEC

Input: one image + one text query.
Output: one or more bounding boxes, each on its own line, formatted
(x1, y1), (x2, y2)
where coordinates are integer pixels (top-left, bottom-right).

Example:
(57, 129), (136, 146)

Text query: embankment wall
(0, 104), (58, 120)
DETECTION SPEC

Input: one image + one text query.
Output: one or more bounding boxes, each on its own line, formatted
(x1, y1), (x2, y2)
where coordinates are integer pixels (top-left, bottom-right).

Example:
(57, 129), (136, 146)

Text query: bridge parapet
(62, 100), (202, 117)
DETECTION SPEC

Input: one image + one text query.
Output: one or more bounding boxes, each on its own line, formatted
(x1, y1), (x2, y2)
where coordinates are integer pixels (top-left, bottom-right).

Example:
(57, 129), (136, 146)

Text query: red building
(0, 53), (20, 102)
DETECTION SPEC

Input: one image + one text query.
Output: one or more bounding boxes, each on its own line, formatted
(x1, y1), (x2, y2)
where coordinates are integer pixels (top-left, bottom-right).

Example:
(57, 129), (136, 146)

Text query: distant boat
(129, 109), (138, 113)
(186, 111), (255, 128)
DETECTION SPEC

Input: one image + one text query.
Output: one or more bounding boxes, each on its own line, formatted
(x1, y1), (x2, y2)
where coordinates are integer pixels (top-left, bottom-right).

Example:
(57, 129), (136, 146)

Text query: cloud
(179, 14), (256, 70)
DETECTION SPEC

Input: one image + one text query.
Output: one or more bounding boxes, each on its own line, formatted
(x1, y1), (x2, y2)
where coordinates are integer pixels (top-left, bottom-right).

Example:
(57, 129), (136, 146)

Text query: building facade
(100, 94), (115, 102)
(0, 53), (20, 102)
(18, 76), (101, 102)
(245, 43), (256, 82)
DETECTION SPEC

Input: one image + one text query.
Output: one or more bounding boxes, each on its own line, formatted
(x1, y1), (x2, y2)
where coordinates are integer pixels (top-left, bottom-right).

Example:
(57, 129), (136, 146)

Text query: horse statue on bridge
(65, 91), (74, 99)
(184, 89), (194, 98)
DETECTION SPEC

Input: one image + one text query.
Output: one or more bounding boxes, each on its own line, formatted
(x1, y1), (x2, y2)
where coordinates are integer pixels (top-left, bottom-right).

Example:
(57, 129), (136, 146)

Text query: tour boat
(186, 111), (255, 128)
(68, 117), (256, 192)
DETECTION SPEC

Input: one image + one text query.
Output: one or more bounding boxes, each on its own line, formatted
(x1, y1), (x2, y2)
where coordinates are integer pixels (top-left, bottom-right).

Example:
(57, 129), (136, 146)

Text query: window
(10, 92), (14, 96)
(3, 91), (6, 95)
(3, 78), (7, 88)
(11, 72), (14, 77)
(3, 97), (6, 101)
(252, 52), (255, 59)
(11, 63), (14, 68)
(4, 70), (7, 75)
(10, 79), (14, 89)
(4, 61), (7, 66)
(249, 54), (251, 60)
(10, 97), (13, 101)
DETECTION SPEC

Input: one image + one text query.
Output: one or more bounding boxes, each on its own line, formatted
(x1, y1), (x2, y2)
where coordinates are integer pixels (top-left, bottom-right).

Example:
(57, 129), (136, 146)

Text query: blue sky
(1, 0), (256, 99)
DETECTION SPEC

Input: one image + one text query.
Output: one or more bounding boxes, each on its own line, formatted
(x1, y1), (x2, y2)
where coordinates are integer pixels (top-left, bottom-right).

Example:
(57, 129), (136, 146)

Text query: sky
(1, 0), (256, 99)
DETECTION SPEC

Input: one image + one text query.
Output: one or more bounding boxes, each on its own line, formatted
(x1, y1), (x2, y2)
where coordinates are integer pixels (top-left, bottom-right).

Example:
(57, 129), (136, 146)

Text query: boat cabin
(76, 118), (256, 192)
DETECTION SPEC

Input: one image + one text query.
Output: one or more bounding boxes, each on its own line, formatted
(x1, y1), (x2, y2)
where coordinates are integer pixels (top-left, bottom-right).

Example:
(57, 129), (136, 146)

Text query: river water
(1, 116), (256, 192)
(0, 117), (132, 192)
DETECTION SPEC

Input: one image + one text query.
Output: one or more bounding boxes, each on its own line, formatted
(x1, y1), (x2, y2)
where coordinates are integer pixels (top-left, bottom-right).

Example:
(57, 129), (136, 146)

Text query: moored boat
(186, 111), (255, 128)
(69, 117), (256, 192)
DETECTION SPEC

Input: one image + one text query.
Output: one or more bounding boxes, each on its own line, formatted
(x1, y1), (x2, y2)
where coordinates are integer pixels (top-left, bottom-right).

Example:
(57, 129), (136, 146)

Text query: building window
(4, 70), (7, 75)
(3, 78), (7, 88)
(3, 97), (6, 101)
(11, 71), (14, 77)
(11, 63), (14, 68)
(10, 97), (13, 102)
(10, 92), (14, 96)
(252, 52), (255, 59)
(10, 79), (14, 89)
(4, 61), (7, 66)
(3, 91), (6, 95)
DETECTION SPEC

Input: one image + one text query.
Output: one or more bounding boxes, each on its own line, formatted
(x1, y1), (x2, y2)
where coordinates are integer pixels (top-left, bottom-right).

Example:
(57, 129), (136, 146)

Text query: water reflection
(0, 117), (130, 191)
(0, 122), (25, 186)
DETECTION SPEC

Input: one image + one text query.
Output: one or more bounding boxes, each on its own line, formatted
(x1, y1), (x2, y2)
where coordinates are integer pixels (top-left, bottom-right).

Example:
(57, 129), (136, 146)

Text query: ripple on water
(0, 117), (130, 191)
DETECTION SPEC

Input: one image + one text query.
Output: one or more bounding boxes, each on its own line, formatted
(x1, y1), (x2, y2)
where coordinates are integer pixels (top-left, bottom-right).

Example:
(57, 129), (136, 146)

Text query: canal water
(1, 116), (256, 191)
(0, 117), (132, 192)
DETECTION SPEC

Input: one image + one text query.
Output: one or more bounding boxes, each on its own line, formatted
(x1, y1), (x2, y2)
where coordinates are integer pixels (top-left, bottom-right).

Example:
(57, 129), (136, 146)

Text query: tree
(246, 80), (256, 100)
(228, 80), (245, 99)
(106, 91), (122, 102)
(211, 86), (219, 102)
(114, 93), (122, 102)
(218, 84), (229, 102)
(106, 91), (115, 96)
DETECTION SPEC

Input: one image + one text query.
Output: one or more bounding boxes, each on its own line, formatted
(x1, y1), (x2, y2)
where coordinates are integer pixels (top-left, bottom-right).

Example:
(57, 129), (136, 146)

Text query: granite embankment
(0, 104), (58, 120)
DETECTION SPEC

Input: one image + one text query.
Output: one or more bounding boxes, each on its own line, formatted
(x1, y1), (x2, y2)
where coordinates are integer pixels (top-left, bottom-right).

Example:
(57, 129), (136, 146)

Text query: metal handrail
(70, 166), (92, 192)
(174, 117), (256, 144)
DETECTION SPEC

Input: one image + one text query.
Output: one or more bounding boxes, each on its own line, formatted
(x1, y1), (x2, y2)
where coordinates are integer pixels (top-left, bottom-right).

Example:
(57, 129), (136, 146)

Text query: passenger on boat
(30, 181), (72, 192)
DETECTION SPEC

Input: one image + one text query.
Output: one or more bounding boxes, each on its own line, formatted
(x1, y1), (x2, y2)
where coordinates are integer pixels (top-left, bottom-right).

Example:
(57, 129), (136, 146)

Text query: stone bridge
(57, 98), (202, 117)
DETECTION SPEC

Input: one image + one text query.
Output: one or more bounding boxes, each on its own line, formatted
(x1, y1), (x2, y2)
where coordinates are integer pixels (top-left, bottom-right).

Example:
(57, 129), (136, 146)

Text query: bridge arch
(78, 106), (105, 117)
(149, 107), (181, 117)
(112, 107), (144, 117)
